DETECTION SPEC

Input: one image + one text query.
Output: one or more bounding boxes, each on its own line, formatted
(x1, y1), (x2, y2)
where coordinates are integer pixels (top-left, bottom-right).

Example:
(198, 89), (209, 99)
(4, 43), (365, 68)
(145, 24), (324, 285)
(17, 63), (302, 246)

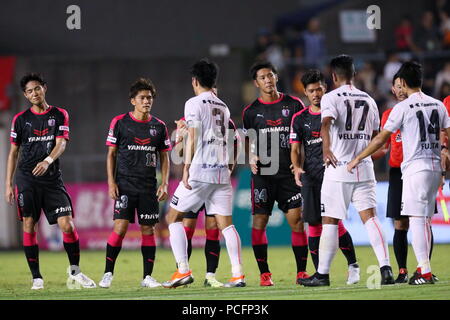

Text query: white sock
(364, 216), (390, 267)
(410, 216), (431, 274)
(206, 272), (215, 278)
(317, 224), (339, 275)
(168, 222), (189, 273)
(222, 225), (243, 277)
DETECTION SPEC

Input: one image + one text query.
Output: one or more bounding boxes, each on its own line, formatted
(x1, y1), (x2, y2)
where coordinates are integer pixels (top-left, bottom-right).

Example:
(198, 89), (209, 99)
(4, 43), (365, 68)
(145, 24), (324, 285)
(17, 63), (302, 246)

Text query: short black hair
(250, 61), (278, 80)
(330, 55), (355, 80)
(396, 61), (423, 88)
(190, 58), (219, 89)
(129, 78), (156, 99)
(20, 73), (46, 92)
(301, 69), (325, 88)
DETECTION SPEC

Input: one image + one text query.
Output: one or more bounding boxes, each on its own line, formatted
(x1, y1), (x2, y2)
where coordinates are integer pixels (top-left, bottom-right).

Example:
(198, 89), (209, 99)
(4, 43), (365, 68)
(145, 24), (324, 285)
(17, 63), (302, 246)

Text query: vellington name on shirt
(338, 133), (371, 140)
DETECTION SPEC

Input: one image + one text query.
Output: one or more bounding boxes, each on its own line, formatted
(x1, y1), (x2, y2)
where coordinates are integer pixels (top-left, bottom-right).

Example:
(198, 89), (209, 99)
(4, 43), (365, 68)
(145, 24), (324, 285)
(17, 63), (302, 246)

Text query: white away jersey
(321, 84), (380, 182)
(384, 92), (450, 177)
(184, 91), (232, 184)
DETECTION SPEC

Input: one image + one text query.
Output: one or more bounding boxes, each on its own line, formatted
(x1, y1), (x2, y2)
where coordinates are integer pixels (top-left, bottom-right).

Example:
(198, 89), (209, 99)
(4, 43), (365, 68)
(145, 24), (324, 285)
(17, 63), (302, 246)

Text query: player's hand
(440, 175), (446, 189)
(293, 166), (305, 187)
(182, 167), (192, 190)
(32, 161), (49, 176)
(175, 120), (187, 143)
(441, 148), (450, 171)
(250, 155), (259, 175)
(323, 149), (337, 168)
(5, 184), (14, 205)
(157, 183), (169, 201)
(347, 158), (360, 174)
(108, 182), (119, 200)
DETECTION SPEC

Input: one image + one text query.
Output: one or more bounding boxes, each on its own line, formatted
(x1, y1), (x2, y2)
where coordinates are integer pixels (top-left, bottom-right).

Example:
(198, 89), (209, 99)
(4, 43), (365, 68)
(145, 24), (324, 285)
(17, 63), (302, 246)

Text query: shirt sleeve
(55, 108), (70, 140)
(242, 107), (252, 135)
(106, 116), (121, 147)
(289, 112), (303, 144)
(371, 99), (380, 131)
(321, 94), (338, 120)
(158, 123), (172, 152)
(383, 103), (403, 133)
(184, 99), (201, 128)
(10, 113), (22, 145)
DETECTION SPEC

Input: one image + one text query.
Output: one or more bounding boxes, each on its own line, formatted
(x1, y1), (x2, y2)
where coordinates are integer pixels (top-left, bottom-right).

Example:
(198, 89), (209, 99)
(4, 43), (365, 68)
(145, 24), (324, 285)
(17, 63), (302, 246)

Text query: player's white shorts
(170, 180), (233, 216)
(321, 180), (377, 220)
(401, 171), (441, 217)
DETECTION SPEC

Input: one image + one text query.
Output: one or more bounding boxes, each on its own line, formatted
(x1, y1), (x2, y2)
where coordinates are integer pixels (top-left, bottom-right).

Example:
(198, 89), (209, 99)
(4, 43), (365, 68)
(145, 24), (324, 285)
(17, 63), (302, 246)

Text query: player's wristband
(44, 156), (54, 165)
(441, 145), (448, 150)
(442, 171), (446, 177)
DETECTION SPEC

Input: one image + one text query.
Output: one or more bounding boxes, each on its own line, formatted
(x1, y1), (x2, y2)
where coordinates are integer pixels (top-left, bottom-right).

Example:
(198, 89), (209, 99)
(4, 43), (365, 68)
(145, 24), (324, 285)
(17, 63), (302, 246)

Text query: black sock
(63, 241), (80, 266)
(252, 244), (270, 274)
(205, 239), (220, 273)
(393, 229), (408, 270)
(105, 244), (122, 274)
(141, 245), (156, 278)
(429, 226), (434, 260)
(24, 245), (42, 279)
(308, 236), (320, 271)
(339, 231), (357, 265)
(292, 245), (308, 272)
(187, 239), (193, 261)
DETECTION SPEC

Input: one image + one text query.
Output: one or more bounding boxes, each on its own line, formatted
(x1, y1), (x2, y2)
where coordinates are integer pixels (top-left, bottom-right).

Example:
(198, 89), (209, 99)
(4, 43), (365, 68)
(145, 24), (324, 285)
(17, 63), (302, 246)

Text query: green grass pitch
(1, 245), (449, 300)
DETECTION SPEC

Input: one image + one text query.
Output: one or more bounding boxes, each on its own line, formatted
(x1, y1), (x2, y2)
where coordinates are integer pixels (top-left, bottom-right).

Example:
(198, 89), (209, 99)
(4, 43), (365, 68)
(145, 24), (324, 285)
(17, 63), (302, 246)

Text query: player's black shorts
(15, 172), (73, 225)
(301, 184), (322, 225)
(183, 204), (215, 219)
(387, 167), (437, 219)
(114, 176), (159, 225)
(251, 173), (302, 215)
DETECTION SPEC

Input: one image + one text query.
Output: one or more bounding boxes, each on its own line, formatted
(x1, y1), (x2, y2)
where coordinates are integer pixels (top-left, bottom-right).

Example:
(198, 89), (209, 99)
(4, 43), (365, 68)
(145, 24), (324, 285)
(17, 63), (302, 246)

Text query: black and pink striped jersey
(10, 106), (69, 181)
(242, 93), (305, 175)
(106, 112), (171, 183)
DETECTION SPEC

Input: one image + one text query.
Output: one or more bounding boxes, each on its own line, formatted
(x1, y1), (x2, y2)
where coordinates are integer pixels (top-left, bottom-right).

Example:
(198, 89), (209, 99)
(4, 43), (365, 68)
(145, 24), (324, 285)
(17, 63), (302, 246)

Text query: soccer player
(348, 61), (450, 285)
(5, 73), (96, 290)
(302, 55), (394, 287)
(242, 61), (309, 286)
(99, 78), (171, 288)
(163, 58), (245, 288)
(373, 73), (439, 283)
(173, 99), (240, 288)
(290, 69), (360, 285)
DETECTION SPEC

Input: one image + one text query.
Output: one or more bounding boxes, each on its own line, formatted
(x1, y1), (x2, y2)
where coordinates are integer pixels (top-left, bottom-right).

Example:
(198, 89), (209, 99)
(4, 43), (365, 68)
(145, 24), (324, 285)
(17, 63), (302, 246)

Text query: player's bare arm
(5, 144), (20, 205)
(157, 150), (170, 201)
(174, 119), (187, 157)
(106, 146), (119, 200)
(347, 129), (392, 173)
(229, 128), (241, 174)
(32, 137), (67, 176)
(321, 116), (337, 168)
(290, 142), (305, 187)
(183, 126), (196, 190)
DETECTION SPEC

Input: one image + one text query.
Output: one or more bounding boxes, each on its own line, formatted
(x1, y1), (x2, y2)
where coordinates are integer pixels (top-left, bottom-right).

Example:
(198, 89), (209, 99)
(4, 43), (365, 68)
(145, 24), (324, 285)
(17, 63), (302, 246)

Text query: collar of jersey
(30, 105), (53, 115)
(129, 112), (152, 123)
(258, 93), (284, 105)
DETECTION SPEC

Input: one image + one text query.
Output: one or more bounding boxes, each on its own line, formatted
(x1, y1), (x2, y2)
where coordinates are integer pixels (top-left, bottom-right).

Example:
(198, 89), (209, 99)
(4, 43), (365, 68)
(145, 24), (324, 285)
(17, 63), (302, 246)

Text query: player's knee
(113, 220), (129, 236)
(23, 218), (36, 233)
(252, 214), (269, 229)
(141, 224), (154, 235)
(395, 218), (409, 231)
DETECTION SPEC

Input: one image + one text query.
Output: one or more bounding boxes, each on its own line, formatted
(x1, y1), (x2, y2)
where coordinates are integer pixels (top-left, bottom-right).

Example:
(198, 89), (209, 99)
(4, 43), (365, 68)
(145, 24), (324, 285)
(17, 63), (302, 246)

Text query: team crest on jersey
(48, 119), (55, 127)
(282, 107), (290, 117)
(149, 128), (157, 137)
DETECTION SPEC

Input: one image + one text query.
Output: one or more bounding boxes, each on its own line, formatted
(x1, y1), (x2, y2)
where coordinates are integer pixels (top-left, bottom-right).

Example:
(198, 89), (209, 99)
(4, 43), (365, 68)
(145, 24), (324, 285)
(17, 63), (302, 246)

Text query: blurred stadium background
(1, 0), (450, 251)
